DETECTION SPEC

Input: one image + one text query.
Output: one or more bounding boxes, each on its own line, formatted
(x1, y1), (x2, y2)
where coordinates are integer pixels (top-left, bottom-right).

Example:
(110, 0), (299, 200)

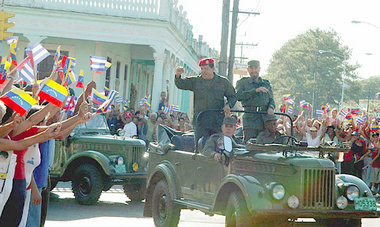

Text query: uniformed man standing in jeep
(236, 60), (275, 142)
(175, 58), (236, 147)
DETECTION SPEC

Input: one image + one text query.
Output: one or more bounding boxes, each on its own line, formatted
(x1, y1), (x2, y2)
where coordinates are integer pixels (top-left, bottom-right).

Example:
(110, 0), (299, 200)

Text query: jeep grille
(301, 168), (335, 209)
(131, 146), (142, 168)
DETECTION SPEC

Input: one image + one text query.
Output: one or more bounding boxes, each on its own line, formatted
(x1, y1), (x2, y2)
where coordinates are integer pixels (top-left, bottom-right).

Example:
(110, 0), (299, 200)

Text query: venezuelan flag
(346, 115), (353, 121)
(371, 125), (379, 132)
(282, 94), (291, 101)
(104, 87), (110, 96)
(0, 88), (38, 116)
(92, 88), (107, 106)
(76, 70), (84, 88)
(9, 41), (18, 66)
(63, 57), (75, 84)
(38, 79), (68, 107)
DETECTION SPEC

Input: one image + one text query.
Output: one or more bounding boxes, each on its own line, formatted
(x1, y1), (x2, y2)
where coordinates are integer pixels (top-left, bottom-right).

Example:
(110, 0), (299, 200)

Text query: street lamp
(351, 20), (380, 30)
(318, 50), (346, 106)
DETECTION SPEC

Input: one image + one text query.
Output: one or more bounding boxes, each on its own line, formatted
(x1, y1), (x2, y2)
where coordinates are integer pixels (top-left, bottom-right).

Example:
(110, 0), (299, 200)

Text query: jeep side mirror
(116, 129), (124, 137)
(224, 136), (233, 153)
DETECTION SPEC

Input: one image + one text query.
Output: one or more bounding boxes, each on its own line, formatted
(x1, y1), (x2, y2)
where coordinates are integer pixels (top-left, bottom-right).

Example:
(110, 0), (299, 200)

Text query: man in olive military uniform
(236, 60), (275, 142)
(202, 117), (237, 161)
(256, 115), (286, 145)
(175, 58), (236, 148)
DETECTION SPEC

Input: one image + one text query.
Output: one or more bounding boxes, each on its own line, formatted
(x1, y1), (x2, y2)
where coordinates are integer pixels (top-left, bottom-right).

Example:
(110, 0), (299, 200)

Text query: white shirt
(305, 125), (323, 147)
(123, 122), (137, 138)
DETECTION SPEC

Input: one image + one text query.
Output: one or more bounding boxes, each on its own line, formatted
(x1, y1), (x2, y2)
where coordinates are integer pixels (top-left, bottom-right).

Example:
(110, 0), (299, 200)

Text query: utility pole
(235, 43), (257, 63)
(227, 0), (239, 83)
(219, 0), (230, 76)
(227, 0), (259, 83)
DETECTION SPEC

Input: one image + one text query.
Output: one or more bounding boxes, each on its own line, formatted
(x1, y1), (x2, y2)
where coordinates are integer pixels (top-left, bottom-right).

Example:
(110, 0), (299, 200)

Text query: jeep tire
(225, 191), (252, 227)
(123, 183), (146, 202)
(72, 164), (104, 205)
(152, 180), (180, 227)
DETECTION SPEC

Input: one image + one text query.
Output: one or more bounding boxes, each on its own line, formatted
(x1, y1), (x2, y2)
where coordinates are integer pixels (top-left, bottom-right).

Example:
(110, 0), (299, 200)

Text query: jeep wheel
(152, 180), (180, 227)
(225, 191), (252, 227)
(72, 164), (104, 205)
(317, 218), (361, 227)
(123, 183), (146, 202)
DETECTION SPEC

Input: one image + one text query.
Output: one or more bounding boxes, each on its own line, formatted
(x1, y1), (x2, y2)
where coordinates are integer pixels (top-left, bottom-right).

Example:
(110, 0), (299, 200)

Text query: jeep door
(170, 150), (197, 201)
(50, 139), (68, 176)
(193, 153), (225, 205)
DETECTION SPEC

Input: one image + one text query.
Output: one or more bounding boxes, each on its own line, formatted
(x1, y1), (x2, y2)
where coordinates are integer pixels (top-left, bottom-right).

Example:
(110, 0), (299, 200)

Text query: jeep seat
(171, 135), (194, 152)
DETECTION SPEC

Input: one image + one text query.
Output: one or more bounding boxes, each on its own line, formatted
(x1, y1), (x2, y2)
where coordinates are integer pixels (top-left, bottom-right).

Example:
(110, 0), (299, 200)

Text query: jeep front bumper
(253, 209), (380, 219)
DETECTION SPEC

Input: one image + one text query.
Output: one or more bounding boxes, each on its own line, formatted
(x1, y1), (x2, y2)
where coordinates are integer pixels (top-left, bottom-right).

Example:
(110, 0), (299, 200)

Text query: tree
(264, 29), (359, 114)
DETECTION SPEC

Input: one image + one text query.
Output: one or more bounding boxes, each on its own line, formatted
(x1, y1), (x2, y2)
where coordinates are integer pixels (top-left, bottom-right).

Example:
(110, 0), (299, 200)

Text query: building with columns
(3, 0), (217, 115)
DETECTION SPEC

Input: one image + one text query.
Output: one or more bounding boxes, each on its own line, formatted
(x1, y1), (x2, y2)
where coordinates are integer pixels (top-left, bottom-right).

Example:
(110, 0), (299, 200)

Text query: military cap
(198, 57), (215, 67)
(264, 114), (277, 123)
(247, 60), (260, 67)
(223, 116), (237, 125)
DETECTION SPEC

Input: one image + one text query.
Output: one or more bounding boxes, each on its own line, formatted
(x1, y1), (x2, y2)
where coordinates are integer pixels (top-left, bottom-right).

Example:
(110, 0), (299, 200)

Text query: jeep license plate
(354, 197), (377, 211)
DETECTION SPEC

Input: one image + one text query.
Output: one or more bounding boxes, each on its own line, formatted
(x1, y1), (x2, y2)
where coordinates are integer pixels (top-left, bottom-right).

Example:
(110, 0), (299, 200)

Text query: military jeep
(144, 110), (380, 226)
(50, 114), (147, 205)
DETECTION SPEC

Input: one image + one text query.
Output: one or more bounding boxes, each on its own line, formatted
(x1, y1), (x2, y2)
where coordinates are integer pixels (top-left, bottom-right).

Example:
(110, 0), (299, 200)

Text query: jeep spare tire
(72, 164), (104, 205)
(152, 180), (180, 227)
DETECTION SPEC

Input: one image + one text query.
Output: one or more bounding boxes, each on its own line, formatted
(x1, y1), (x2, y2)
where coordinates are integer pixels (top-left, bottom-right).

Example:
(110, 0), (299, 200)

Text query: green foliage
(357, 75), (380, 100)
(264, 29), (359, 113)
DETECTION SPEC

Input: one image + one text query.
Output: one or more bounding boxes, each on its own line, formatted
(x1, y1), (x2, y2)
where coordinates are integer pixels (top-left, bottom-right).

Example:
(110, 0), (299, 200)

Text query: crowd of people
(0, 64), (95, 226)
(105, 88), (192, 147)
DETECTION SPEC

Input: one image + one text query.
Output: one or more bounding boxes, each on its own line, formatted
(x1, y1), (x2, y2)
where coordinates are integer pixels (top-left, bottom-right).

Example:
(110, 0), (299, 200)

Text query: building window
(105, 57), (112, 88)
(27, 49), (68, 80)
(116, 61), (120, 79)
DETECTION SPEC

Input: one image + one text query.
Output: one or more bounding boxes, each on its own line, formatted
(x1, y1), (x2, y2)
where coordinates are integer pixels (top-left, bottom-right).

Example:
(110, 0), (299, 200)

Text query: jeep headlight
(143, 152), (149, 159)
(287, 195), (299, 209)
(336, 196), (348, 209)
(346, 185), (360, 201)
(272, 184), (285, 200)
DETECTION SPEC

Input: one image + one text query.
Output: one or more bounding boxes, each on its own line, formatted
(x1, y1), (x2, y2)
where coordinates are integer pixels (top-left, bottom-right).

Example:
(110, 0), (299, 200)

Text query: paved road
(45, 182), (380, 227)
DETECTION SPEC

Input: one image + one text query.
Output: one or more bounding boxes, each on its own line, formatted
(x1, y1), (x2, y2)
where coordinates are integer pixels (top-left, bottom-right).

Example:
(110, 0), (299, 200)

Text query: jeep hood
(251, 152), (335, 168)
(74, 135), (146, 146)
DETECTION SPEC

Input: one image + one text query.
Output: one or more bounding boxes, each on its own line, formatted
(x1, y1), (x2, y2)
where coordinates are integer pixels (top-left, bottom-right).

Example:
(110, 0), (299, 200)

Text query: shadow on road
(47, 196), (149, 221)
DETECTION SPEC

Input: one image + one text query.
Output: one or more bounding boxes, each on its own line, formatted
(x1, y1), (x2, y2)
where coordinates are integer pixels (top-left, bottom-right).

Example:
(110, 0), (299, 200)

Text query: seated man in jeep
(202, 117), (237, 161)
(256, 115), (286, 145)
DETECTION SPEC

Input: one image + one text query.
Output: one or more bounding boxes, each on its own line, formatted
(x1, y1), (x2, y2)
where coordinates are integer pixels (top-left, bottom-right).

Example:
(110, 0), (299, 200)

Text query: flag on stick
(62, 96), (78, 116)
(76, 70), (84, 88)
(91, 89), (107, 105)
(171, 105), (180, 112)
(25, 43), (50, 65)
(90, 56), (111, 74)
(0, 88), (38, 116)
(38, 79), (68, 107)
(16, 52), (35, 84)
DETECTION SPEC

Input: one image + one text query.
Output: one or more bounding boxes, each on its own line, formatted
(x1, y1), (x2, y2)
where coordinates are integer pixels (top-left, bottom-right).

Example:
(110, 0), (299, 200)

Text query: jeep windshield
(76, 114), (110, 135)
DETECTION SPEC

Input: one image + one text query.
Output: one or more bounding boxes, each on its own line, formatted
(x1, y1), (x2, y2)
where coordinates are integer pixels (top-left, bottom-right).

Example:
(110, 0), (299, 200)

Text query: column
(151, 51), (165, 111)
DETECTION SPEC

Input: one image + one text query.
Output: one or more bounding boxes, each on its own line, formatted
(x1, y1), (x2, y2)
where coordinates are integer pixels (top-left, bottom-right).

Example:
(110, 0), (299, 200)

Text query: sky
(178, 0), (380, 79)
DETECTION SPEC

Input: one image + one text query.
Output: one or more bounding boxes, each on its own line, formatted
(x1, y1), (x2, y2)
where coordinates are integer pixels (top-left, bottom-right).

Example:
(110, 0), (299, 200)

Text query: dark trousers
(194, 112), (223, 151)
(341, 160), (354, 175)
(0, 178), (26, 227)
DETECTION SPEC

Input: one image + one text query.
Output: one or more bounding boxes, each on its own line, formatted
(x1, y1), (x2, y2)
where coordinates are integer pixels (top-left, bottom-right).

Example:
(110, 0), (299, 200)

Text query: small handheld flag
(7, 36), (18, 66)
(115, 97), (123, 104)
(279, 104), (286, 113)
(0, 88), (38, 116)
(90, 56), (111, 74)
(76, 70), (84, 88)
(282, 94), (291, 101)
(96, 98), (113, 114)
(288, 105), (293, 114)
(104, 87), (110, 96)
(53, 45), (61, 71)
(171, 105), (180, 112)
(91, 89), (107, 105)
(25, 43), (50, 65)
(38, 79), (69, 107)
(339, 109), (348, 118)
(316, 109), (323, 116)
(62, 96), (78, 116)
(161, 106), (170, 114)
(16, 52), (35, 84)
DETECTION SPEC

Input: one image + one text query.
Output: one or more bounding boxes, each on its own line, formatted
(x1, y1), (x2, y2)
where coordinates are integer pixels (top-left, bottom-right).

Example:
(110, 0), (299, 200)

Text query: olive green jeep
(144, 110), (380, 226)
(50, 114), (147, 205)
